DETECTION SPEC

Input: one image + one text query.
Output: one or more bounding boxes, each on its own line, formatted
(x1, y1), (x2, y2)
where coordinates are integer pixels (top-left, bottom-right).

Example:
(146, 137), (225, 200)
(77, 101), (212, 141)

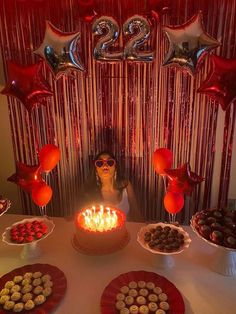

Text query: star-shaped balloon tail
(7, 162), (44, 193)
(34, 21), (85, 78)
(1, 60), (53, 112)
(197, 55), (236, 111)
(162, 11), (220, 75)
(165, 162), (204, 195)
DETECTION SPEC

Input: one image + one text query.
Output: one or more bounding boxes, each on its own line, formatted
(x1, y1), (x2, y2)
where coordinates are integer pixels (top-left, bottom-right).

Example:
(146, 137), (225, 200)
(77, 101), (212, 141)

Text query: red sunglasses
(95, 158), (116, 168)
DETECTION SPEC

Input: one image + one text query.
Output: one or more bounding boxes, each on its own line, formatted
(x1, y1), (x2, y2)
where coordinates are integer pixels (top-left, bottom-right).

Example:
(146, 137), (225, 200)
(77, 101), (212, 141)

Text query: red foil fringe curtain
(0, 0), (235, 222)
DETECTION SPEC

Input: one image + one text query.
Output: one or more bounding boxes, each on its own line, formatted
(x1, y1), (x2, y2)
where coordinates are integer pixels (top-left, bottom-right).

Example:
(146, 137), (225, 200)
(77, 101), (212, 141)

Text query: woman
(82, 151), (143, 222)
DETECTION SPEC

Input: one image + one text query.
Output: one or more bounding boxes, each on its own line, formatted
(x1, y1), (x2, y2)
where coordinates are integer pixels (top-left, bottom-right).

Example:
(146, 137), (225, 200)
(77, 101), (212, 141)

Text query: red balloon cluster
(153, 147), (204, 215)
(8, 144), (60, 208)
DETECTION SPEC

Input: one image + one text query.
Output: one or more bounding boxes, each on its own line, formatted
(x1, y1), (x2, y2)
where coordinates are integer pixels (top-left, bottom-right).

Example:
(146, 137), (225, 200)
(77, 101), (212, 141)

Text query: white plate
(190, 215), (236, 252)
(137, 222), (191, 255)
(2, 217), (55, 246)
(0, 199), (11, 217)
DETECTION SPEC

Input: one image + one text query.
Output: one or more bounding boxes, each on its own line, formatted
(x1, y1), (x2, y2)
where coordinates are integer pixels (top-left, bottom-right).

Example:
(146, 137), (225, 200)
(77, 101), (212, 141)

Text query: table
(0, 214), (235, 314)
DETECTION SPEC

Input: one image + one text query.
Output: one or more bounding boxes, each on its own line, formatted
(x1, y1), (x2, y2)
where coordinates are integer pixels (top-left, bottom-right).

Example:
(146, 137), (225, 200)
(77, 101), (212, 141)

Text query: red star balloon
(8, 162), (44, 193)
(197, 55), (236, 111)
(1, 61), (53, 112)
(165, 163), (204, 195)
(34, 21), (85, 77)
(162, 11), (220, 75)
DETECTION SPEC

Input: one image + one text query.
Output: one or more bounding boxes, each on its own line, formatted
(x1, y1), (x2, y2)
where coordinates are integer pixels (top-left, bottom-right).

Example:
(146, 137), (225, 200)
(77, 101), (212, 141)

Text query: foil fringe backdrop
(0, 0), (235, 222)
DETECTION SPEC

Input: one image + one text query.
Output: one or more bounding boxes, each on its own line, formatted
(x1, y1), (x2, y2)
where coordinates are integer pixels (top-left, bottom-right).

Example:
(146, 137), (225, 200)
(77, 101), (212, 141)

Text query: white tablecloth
(0, 214), (235, 314)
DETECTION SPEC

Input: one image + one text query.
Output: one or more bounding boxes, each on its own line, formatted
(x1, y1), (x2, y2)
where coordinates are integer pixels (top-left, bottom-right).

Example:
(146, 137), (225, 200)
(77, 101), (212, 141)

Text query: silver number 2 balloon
(123, 15), (154, 62)
(92, 16), (123, 61)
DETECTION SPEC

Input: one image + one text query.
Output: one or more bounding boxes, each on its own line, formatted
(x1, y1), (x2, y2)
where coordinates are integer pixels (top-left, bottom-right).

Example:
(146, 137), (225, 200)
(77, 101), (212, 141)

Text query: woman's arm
(126, 181), (144, 222)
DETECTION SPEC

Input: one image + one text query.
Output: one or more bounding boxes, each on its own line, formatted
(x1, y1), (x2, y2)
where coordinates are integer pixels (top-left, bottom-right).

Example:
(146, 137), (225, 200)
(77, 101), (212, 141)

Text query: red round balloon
(39, 144), (60, 172)
(164, 191), (184, 214)
(153, 148), (173, 175)
(31, 183), (52, 207)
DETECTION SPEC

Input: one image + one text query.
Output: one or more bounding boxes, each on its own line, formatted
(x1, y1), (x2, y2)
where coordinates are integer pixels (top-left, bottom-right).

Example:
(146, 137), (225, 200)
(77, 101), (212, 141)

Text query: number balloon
(92, 16), (123, 61)
(39, 144), (60, 172)
(164, 191), (184, 214)
(123, 15), (154, 62)
(153, 148), (173, 175)
(31, 182), (52, 207)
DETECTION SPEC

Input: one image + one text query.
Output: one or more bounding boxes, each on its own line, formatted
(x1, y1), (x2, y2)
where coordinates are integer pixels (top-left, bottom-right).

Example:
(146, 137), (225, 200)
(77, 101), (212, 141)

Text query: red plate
(101, 270), (185, 314)
(0, 264), (67, 314)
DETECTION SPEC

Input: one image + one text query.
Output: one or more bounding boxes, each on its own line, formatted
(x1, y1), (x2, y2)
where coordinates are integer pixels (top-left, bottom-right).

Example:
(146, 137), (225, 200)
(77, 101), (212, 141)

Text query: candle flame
(81, 205), (118, 231)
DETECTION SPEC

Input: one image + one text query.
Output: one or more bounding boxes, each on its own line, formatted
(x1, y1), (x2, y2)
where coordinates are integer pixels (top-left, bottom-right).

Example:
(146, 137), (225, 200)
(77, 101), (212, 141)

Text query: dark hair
(83, 150), (128, 204)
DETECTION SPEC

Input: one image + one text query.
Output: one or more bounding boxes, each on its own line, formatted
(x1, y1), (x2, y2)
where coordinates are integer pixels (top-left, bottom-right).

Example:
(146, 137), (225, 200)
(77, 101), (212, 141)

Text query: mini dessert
(34, 294), (46, 305)
(33, 286), (43, 295)
(24, 299), (35, 310)
(143, 224), (187, 253)
(148, 294), (158, 302)
(32, 278), (42, 286)
(129, 281), (138, 289)
(75, 205), (128, 253)
(156, 310), (166, 314)
(116, 300), (125, 310)
(9, 221), (48, 244)
(3, 300), (15, 310)
(4, 281), (15, 289)
(33, 272), (42, 279)
(158, 293), (168, 302)
(23, 273), (33, 280)
(148, 301), (158, 312)
(129, 289), (138, 297)
(21, 284), (32, 294)
(0, 288), (10, 296)
(125, 296), (134, 305)
(21, 279), (31, 286)
(146, 282), (155, 290)
(116, 293), (125, 301)
(120, 308), (130, 314)
(159, 301), (170, 311)
(42, 287), (52, 297)
(13, 276), (23, 284)
(11, 292), (21, 302)
(44, 280), (53, 288)
(192, 209), (236, 249)
(22, 293), (33, 303)
(139, 305), (149, 314)
(0, 295), (10, 304)
(153, 287), (162, 295)
(129, 305), (139, 314)
(120, 286), (129, 294)
(136, 296), (146, 305)
(138, 281), (146, 288)
(13, 302), (24, 312)
(139, 289), (148, 297)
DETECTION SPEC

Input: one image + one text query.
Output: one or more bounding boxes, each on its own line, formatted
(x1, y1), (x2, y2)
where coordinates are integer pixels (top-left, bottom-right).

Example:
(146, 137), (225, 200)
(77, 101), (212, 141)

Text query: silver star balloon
(34, 21), (85, 77)
(162, 12), (220, 75)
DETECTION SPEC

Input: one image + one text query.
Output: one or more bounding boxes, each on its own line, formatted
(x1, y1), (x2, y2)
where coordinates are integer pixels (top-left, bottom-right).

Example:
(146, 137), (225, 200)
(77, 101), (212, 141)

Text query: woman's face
(95, 153), (116, 180)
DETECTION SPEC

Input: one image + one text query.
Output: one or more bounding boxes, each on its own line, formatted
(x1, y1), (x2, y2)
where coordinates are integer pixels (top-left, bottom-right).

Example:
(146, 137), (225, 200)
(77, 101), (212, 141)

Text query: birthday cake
(74, 205), (129, 254)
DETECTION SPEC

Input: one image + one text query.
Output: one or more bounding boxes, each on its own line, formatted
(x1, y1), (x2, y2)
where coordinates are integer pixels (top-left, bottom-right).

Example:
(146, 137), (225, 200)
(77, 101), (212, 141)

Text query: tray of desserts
(2, 218), (55, 246)
(137, 222), (191, 255)
(0, 197), (11, 217)
(190, 209), (236, 251)
(0, 263), (67, 313)
(101, 270), (185, 314)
